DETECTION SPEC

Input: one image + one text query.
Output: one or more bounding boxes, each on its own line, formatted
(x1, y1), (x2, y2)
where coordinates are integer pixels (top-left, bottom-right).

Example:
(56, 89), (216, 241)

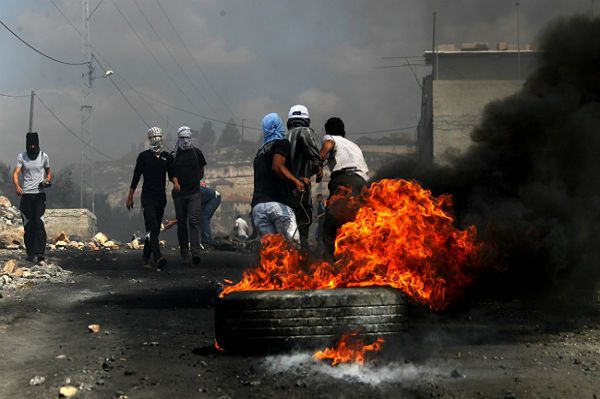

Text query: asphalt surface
(0, 249), (599, 399)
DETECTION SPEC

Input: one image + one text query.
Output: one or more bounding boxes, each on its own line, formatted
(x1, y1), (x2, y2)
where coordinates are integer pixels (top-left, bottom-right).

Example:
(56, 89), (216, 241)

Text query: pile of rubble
(0, 195), (169, 253)
(0, 258), (72, 292)
(0, 195), (24, 250)
(48, 232), (121, 252)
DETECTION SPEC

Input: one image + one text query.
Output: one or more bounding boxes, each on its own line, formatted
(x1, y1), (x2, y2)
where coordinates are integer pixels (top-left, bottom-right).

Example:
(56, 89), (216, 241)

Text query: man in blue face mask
(171, 126), (207, 265)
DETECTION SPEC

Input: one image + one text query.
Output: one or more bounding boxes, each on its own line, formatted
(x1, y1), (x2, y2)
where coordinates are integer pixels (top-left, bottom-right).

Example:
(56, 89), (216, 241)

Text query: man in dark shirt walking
(251, 113), (308, 243)
(171, 126), (207, 265)
(127, 127), (174, 271)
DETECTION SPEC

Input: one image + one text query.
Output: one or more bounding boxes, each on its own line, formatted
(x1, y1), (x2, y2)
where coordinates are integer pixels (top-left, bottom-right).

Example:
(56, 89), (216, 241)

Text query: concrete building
(417, 42), (539, 165)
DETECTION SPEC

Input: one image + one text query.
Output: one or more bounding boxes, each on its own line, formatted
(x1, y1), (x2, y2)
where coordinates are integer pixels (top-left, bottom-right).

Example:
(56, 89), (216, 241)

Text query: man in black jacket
(171, 126), (207, 265)
(127, 127), (174, 271)
(285, 105), (322, 248)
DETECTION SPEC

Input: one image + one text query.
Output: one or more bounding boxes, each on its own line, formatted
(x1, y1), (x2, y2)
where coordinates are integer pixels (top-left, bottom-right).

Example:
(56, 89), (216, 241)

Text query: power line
(35, 94), (117, 161)
(50, 0), (82, 36)
(133, 0), (222, 119)
(109, 79), (150, 128)
(111, 0), (206, 120)
(155, 0), (237, 119)
(0, 92), (30, 98)
(91, 57), (149, 128)
(49, 0), (167, 126)
(348, 125), (418, 136)
(0, 19), (88, 66)
(133, 87), (261, 131)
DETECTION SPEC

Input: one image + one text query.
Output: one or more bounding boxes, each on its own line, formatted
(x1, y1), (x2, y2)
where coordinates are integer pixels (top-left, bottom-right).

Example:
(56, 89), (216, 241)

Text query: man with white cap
(127, 127), (175, 271)
(285, 105), (322, 248)
(171, 126), (207, 265)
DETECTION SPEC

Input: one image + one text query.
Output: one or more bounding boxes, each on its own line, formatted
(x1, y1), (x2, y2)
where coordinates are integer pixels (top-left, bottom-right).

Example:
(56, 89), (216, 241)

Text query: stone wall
(45, 209), (97, 241)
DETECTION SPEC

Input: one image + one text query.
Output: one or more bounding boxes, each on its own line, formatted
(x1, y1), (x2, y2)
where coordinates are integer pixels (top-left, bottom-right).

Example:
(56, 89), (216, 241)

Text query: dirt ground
(0, 248), (599, 399)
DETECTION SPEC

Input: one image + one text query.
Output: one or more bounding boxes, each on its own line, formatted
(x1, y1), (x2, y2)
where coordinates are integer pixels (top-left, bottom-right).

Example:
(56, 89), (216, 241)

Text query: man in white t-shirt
(12, 132), (52, 262)
(319, 117), (369, 260)
(234, 215), (250, 239)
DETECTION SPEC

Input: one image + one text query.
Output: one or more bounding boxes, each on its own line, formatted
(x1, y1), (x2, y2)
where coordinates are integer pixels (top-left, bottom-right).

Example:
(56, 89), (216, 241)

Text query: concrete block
(437, 44), (457, 52)
(461, 42), (489, 51)
(45, 209), (97, 241)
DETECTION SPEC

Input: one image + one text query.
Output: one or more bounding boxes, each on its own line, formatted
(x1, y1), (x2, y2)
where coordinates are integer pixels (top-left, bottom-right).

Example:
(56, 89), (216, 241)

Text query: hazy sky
(0, 0), (594, 168)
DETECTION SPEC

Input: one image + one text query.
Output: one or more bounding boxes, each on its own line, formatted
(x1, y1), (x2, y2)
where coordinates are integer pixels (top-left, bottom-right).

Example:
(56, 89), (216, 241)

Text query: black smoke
(377, 15), (600, 303)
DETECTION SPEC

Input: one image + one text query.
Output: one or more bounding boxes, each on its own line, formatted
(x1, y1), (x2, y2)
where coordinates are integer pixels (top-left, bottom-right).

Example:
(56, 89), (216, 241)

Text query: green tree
(198, 121), (216, 148)
(216, 119), (241, 147)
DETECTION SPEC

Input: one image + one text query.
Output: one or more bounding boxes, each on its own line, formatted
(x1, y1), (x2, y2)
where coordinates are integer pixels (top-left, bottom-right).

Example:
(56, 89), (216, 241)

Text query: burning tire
(214, 287), (407, 352)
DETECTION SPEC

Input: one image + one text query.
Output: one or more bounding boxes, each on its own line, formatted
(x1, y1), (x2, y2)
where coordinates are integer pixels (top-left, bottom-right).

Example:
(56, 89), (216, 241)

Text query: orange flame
(313, 332), (384, 366)
(214, 339), (225, 352)
(220, 179), (481, 310)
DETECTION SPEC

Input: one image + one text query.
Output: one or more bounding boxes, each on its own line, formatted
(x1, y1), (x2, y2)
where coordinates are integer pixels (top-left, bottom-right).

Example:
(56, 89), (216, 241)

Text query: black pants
(291, 187), (313, 249)
(20, 193), (47, 257)
(173, 193), (203, 257)
(142, 199), (166, 262)
(323, 172), (367, 261)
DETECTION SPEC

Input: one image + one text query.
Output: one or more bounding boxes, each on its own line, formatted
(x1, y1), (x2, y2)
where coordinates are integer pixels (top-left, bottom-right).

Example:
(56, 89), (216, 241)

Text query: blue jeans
(251, 202), (299, 243)
(201, 194), (221, 242)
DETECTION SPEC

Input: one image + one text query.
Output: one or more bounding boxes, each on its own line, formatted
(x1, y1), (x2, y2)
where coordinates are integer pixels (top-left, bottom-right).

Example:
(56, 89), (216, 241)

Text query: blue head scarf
(261, 113), (285, 146)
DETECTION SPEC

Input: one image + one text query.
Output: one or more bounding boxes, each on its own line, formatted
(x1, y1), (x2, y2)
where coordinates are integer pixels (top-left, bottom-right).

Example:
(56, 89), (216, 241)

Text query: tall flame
(313, 332), (384, 366)
(220, 179), (481, 310)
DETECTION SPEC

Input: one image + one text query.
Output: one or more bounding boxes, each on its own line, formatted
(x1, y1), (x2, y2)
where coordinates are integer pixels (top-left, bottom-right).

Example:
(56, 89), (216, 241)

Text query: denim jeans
(251, 201), (299, 243)
(201, 193), (221, 242)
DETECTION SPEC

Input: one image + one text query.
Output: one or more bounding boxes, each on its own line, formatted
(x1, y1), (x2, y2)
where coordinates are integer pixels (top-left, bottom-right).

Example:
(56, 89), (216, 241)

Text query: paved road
(0, 249), (599, 398)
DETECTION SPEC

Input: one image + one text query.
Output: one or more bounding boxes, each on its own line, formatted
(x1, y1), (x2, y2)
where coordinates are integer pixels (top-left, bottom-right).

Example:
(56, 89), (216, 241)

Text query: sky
(0, 0), (595, 169)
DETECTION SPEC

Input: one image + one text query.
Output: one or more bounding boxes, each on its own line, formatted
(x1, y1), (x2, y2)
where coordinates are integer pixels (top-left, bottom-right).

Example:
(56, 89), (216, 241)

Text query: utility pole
(432, 12), (437, 80)
(516, 1), (521, 80)
(28, 90), (35, 132)
(241, 119), (245, 142)
(81, 0), (106, 215)
(80, 0), (93, 213)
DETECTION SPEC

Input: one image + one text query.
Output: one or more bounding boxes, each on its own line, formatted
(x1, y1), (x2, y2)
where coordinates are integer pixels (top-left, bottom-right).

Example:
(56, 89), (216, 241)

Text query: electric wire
(133, 0), (222, 119)
(111, 0), (206, 120)
(106, 75), (150, 128)
(0, 19), (89, 66)
(133, 88), (262, 131)
(155, 0), (237, 119)
(50, 0), (167, 127)
(35, 94), (118, 161)
(0, 92), (30, 98)
(48, 0), (418, 139)
(348, 125), (418, 136)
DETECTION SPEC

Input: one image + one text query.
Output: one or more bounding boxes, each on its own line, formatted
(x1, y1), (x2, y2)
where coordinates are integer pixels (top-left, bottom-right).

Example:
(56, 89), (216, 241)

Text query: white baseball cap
(288, 104), (310, 119)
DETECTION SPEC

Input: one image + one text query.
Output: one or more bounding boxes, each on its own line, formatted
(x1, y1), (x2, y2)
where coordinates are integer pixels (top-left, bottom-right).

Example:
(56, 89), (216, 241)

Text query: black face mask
(26, 132), (40, 160)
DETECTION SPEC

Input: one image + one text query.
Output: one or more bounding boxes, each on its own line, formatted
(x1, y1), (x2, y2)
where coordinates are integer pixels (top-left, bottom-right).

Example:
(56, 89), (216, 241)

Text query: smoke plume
(378, 15), (600, 303)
